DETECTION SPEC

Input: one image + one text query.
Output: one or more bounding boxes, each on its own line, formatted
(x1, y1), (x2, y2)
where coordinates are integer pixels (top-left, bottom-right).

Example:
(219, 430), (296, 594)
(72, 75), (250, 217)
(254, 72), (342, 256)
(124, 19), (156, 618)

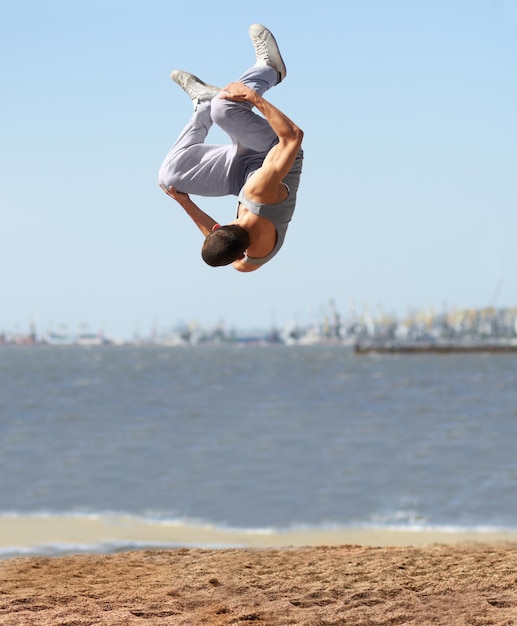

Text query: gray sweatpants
(158, 65), (279, 197)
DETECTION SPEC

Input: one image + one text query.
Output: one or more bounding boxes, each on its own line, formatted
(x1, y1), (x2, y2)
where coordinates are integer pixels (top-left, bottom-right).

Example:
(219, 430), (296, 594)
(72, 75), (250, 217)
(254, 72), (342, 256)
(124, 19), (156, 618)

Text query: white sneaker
(248, 23), (286, 84)
(170, 70), (220, 109)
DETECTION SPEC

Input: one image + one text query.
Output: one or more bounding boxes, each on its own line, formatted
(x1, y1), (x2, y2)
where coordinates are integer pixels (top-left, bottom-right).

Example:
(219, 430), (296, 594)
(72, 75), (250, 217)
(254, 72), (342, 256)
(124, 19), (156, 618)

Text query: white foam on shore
(1, 513), (517, 558)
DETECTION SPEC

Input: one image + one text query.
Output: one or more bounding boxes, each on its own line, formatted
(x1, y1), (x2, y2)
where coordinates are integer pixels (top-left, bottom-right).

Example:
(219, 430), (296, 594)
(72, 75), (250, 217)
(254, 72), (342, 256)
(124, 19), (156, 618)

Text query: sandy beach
(1, 541), (517, 625)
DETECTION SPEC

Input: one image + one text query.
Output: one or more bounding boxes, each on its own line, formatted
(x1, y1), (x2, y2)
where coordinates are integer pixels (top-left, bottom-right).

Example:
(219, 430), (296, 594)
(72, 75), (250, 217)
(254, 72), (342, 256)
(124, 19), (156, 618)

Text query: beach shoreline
(2, 514), (517, 557)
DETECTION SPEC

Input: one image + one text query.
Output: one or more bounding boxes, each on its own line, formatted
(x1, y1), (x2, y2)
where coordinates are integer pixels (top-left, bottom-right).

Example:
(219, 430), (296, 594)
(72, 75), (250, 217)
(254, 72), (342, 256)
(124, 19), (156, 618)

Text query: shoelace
(179, 76), (218, 102)
(181, 79), (200, 101)
(253, 37), (270, 63)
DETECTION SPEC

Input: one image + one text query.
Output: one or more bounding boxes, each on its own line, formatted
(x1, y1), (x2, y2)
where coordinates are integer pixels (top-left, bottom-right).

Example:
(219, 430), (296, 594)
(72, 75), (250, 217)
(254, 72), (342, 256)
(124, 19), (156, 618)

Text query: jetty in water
(354, 340), (517, 355)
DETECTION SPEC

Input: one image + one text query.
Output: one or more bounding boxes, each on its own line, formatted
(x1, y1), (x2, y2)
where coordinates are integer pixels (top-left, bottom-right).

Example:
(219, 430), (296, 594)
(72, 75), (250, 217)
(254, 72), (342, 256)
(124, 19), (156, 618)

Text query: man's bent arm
(160, 184), (217, 237)
(252, 94), (303, 152)
(219, 83), (303, 201)
(219, 82), (303, 176)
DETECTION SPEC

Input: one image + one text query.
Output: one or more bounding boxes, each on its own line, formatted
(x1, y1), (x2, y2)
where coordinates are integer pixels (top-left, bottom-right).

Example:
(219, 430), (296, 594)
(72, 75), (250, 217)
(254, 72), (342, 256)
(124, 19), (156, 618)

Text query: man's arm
(160, 184), (217, 237)
(219, 83), (303, 203)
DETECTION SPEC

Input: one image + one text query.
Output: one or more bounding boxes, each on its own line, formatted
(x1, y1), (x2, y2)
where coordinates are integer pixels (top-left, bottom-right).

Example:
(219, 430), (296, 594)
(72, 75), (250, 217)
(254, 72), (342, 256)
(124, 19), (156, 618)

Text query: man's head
(201, 224), (250, 267)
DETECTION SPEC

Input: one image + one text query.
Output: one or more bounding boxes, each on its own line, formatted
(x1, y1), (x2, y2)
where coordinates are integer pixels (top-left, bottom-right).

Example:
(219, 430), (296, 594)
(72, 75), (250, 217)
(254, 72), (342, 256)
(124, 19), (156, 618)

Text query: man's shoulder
(232, 259), (261, 273)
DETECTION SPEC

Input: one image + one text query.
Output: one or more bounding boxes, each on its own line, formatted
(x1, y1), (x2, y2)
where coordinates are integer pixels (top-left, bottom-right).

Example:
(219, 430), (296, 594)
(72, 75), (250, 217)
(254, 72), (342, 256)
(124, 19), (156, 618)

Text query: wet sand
(2, 542), (517, 625)
(3, 514), (517, 550)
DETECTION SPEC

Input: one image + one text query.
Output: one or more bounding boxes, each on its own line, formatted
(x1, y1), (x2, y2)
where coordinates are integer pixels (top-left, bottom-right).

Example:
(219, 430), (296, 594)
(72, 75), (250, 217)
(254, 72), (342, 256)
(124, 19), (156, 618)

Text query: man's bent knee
(211, 97), (243, 125)
(158, 163), (179, 191)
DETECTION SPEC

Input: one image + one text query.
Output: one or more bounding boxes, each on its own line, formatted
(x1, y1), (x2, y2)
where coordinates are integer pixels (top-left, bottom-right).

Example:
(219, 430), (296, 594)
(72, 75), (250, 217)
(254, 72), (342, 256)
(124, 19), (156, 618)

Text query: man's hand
(160, 184), (218, 237)
(160, 184), (190, 207)
(219, 82), (258, 104)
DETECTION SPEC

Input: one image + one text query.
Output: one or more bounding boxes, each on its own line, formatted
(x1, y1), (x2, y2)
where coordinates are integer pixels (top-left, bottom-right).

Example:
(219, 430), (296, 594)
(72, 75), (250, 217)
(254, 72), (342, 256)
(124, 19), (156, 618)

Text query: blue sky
(1, 0), (516, 339)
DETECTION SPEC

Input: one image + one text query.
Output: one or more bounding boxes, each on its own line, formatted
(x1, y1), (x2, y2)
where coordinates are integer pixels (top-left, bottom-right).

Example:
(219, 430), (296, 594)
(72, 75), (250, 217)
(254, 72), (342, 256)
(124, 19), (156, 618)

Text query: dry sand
(1, 543), (517, 625)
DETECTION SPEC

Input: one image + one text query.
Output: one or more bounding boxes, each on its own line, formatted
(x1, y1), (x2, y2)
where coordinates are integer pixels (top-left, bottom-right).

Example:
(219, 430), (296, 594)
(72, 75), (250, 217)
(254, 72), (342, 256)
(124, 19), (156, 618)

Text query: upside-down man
(158, 24), (304, 272)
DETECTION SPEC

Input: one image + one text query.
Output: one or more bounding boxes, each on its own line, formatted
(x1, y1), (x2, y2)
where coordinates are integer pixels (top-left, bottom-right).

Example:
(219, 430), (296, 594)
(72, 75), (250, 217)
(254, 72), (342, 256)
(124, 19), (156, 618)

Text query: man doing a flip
(158, 24), (304, 272)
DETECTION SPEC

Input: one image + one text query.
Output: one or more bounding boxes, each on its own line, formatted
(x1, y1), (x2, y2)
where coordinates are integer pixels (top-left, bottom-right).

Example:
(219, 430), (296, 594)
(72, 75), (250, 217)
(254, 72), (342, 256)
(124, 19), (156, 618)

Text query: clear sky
(1, 0), (516, 339)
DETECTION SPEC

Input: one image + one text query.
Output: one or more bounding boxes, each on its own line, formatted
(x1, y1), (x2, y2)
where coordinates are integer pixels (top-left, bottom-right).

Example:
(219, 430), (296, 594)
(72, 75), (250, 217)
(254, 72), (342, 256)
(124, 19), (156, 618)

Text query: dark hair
(201, 225), (250, 267)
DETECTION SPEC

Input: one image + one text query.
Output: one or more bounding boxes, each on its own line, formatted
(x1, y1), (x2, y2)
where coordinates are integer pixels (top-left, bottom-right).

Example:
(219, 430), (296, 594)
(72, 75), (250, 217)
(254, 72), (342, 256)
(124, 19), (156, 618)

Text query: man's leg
(210, 65), (279, 156)
(158, 97), (234, 197)
(210, 23), (287, 155)
(159, 25), (286, 193)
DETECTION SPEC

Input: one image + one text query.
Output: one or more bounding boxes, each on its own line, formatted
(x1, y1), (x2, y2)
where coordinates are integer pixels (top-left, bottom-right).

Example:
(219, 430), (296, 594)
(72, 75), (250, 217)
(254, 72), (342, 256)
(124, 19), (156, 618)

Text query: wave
(2, 508), (516, 530)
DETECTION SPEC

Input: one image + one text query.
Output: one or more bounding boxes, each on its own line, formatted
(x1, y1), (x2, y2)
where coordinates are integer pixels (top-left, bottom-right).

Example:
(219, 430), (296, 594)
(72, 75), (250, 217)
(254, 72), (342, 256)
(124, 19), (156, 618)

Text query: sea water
(1, 344), (516, 555)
